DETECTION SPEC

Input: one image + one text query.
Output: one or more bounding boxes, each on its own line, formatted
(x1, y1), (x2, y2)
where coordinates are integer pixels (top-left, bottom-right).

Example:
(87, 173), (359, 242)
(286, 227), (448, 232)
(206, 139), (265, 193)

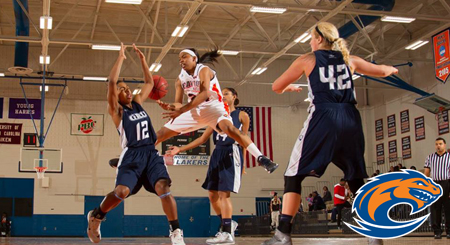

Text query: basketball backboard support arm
(19, 77), (67, 147)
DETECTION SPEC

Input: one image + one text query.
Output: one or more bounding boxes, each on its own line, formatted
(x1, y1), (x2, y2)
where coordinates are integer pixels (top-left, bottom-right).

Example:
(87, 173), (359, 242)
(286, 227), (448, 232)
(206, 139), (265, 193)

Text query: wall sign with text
(375, 119), (384, 141)
(415, 116), (425, 141)
(376, 143), (385, 165)
(387, 114), (396, 137)
(400, 110), (410, 134)
(388, 140), (398, 162)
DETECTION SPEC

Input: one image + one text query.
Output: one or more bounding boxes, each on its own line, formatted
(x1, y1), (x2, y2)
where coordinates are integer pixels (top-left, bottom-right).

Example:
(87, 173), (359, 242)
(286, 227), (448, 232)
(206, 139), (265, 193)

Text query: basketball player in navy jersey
(155, 48), (278, 174)
(166, 88), (246, 244)
(262, 22), (398, 245)
(87, 43), (185, 245)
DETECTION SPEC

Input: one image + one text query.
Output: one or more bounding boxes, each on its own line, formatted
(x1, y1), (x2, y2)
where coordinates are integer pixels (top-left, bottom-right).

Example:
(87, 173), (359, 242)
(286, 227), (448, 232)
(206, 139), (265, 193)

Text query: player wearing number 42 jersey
(263, 22), (398, 245)
(86, 43), (185, 245)
(155, 48), (278, 174)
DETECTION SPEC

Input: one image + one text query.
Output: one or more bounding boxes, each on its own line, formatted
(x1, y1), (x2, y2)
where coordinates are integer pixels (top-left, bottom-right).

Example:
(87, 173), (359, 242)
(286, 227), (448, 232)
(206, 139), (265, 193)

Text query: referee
(424, 137), (450, 239)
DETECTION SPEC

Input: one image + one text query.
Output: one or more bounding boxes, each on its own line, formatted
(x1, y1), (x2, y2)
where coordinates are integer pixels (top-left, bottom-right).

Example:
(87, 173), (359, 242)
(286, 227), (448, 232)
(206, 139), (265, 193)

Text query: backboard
(19, 147), (63, 173)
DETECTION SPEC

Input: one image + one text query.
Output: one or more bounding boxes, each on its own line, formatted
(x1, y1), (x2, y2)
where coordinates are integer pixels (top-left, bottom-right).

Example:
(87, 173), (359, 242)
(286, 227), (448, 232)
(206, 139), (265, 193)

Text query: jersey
(213, 110), (242, 146)
(178, 63), (224, 105)
(307, 50), (356, 105)
(117, 101), (157, 149)
(271, 197), (281, 211)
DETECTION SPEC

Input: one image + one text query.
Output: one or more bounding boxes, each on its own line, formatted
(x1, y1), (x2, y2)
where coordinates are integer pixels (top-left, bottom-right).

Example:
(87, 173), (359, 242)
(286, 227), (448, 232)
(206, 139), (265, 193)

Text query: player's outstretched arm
(272, 53), (315, 94)
(165, 127), (214, 156)
(350, 55), (398, 77)
(157, 78), (183, 111)
(107, 43), (126, 117)
(132, 44), (154, 105)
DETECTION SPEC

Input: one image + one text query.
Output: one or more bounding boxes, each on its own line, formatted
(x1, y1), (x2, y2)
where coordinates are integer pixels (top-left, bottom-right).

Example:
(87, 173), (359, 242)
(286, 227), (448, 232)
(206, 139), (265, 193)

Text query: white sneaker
(206, 232), (234, 244)
(169, 228), (186, 245)
(368, 238), (383, 245)
(87, 210), (103, 243)
(231, 220), (238, 238)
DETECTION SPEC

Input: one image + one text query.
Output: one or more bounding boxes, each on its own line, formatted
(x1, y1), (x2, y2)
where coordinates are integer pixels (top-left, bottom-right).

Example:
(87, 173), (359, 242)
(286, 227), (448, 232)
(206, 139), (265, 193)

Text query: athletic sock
(92, 207), (106, 220)
(247, 143), (263, 159)
(222, 218), (232, 233)
(218, 214), (223, 231)
(278, 214), (293, 234)
(169, 220), (180, 231)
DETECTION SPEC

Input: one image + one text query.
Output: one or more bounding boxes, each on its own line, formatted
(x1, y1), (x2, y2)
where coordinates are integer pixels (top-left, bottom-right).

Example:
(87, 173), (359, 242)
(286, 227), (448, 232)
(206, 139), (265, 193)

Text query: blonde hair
(312, 22), (350, 66)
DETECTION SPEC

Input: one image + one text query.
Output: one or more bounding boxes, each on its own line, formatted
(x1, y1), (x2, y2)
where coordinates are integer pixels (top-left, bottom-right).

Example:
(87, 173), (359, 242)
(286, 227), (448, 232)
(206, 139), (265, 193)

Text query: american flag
(236, 107), (273, 168)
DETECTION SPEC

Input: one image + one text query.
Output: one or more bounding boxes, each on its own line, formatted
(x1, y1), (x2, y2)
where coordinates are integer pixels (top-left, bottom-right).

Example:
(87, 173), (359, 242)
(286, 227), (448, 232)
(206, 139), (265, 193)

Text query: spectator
(334, 179), (352, 229)
(424, 137), (450, 239)
(375, 169), (380, 175)
(393, 166), (400, 172)
(410, 166), (417, 170)
(389, 166), (394, 172)
(306, 194), (313, 212)
(312, 191), (326, 211)
(1, 212), (10, 237)
(270, 192), (282, 230)
(322, 186), (332, 203)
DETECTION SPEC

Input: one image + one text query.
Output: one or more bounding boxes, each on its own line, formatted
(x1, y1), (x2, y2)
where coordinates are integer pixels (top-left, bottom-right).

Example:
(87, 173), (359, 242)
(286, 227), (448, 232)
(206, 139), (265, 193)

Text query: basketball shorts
(285, 103), (368, 181)
(116, 145), (171, 196)
(164, 100), (232, 134)
(202, 144), (243, 193)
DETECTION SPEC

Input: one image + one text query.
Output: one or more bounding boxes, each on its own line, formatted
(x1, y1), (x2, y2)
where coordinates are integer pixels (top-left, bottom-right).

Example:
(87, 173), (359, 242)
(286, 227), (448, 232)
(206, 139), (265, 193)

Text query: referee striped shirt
(424, 152), (450, 181)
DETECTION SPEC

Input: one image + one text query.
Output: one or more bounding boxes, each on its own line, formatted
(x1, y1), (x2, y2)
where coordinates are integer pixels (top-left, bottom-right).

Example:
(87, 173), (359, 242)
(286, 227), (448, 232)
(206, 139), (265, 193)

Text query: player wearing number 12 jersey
(87, 43), (185, 245)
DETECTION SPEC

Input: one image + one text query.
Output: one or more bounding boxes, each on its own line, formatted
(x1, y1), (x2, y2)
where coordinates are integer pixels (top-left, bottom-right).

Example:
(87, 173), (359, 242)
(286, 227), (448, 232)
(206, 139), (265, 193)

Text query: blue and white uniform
(202, 110), (244, 193)
(116, 101), (170, 195)
(285, 50), (368, 180)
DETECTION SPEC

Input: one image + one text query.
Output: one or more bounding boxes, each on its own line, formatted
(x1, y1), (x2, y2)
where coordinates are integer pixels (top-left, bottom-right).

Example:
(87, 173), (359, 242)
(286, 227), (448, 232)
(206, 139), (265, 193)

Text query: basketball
(149, 75), (168, 100)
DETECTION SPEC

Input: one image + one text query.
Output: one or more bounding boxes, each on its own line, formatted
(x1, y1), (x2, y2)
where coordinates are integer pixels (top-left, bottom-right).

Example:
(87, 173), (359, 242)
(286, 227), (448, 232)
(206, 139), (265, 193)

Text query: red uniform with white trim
(333, 184), (347, 205)
(164, 63), (232, 134)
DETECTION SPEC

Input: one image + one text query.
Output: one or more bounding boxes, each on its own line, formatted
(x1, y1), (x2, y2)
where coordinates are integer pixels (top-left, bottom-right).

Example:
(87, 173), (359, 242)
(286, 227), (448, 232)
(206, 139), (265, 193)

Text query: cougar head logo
(345, 170), (442, 239)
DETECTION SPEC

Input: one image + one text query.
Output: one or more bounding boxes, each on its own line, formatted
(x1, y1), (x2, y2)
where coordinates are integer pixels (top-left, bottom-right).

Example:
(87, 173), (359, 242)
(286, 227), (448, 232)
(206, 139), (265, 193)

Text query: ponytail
(332, 38), (350, 66)
(199, 46), (221, 65)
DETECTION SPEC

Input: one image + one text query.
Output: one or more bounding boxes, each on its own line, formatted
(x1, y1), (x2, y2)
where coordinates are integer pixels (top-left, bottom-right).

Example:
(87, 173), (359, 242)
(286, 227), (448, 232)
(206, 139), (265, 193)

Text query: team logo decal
(345, 170), (442, 239)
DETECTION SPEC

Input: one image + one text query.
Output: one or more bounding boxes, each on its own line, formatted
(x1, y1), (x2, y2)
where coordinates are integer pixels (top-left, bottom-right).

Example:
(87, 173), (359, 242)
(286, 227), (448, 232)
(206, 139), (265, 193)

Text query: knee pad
(284, 175), (306, 195)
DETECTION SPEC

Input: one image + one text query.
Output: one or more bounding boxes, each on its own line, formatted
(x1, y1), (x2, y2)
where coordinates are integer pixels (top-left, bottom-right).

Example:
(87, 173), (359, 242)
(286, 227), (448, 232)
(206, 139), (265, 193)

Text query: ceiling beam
(154, 0), (203, 63)
(178, 5), (208, 45)
(104, 19), (140, 69)
(439, 0), (450, 14)
(89, 0), (102, 41)
(14, 0), (41, 37)
(50, 0), (79, 38)
(134, 0), (157, 43)
(135, 4), (164, 43)
(250, 14), (278, 50)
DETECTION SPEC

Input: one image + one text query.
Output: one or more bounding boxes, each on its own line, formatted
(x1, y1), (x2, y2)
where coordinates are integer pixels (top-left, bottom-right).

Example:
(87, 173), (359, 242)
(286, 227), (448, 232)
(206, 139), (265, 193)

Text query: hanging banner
(387, 114), (396, 137)
(415, 116), (426, 141)
(438, 110), (449, 135)
(402, 136), (412, 160)
(8, 98), (41, 119)
(388, 140), (398, 162)
(432, 28), (450, 84)
(70, 114), (104, 136)
(0, 123), (22, 144)
(400, 110), (410, 134)
(376, 143), (385, 165)
(375, 118), (384, 141)
(0, 98), (3, 119)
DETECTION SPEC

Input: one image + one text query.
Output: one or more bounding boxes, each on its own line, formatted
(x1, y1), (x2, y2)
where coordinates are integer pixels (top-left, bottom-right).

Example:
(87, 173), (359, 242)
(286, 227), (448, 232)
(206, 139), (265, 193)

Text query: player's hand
(162, 108), (183, 123)
(119, 42), (127, 60)
(284, 84), (302, 93)
(133, 43), (145, 60)
(389, 67), (399, 76)
(157, 100), (175, 111)
(165, 146), (181, 157)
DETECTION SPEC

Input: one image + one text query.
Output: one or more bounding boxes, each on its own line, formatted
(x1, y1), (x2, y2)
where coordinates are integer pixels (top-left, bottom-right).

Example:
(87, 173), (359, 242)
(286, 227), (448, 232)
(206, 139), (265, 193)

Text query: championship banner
(387, 114), (396, 137)
(0, 98), (3, 119)
(415, 116), (426, 141)
(438, 110), (449, 135)
(375, 118), (383, 141)
(402, 136), (412, 159)
(71, 114), (104, 136)
(432, 28), (450, 83)
(376, 143), (385, 165)
(8, 98), (41, 119)
(400, 110), (410, 134)
(388, 140), (398, 162)
(0, 123), (22, 144)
